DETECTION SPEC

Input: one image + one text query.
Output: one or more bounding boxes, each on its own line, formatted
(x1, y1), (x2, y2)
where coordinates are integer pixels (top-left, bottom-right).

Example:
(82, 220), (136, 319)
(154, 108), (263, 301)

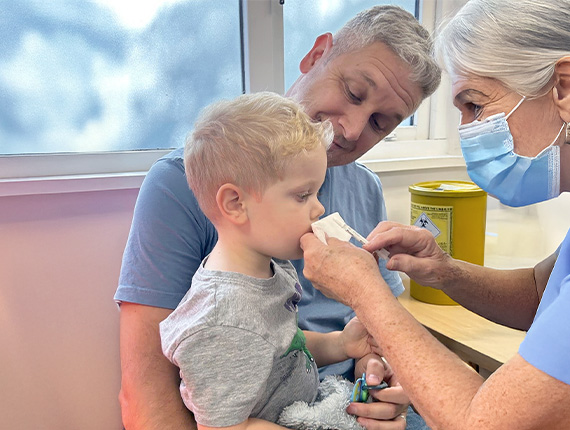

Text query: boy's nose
(313, 199), (325, 220)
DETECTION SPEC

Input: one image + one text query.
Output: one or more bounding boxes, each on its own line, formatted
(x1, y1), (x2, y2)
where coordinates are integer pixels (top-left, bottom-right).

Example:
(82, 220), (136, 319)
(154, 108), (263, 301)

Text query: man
(115, 5), (441, 430)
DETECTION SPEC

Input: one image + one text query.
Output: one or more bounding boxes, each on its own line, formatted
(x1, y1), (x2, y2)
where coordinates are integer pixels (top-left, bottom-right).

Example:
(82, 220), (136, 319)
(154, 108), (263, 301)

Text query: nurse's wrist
(439, 255), (474, 292)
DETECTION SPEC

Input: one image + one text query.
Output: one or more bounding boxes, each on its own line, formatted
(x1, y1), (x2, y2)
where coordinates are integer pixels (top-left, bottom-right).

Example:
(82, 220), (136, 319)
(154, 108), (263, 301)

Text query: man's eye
(370, 116), (384, 133)
(345, 84), (362, 104)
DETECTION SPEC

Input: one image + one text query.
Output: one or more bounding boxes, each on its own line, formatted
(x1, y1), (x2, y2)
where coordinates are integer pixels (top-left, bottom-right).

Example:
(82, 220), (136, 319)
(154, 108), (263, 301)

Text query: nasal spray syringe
(311, 212), (389, 260)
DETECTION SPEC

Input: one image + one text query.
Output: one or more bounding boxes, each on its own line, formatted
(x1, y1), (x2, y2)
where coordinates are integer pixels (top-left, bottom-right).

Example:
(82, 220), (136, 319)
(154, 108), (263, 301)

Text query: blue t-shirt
(519, 228), (570, 385)
(115, 147), (404, 379)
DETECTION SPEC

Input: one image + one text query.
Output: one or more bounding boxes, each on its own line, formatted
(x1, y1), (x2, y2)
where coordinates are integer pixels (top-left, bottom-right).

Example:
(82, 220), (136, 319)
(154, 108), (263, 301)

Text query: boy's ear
(216, 183), (248, 224)
(299, 33), (333, 74)
(553, 56), (570, 123)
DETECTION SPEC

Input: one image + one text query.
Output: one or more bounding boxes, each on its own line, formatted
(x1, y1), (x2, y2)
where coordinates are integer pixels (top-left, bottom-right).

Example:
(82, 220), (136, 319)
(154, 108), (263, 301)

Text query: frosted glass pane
(0, 0), (242, 154)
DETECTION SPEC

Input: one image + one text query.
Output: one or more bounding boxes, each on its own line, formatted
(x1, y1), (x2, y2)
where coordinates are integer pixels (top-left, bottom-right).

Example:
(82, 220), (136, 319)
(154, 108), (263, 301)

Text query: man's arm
(119, 302), (197, 430)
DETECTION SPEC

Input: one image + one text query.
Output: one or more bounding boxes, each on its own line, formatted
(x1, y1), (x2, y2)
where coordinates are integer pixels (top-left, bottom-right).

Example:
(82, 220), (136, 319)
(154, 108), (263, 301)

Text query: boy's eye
(297, 192), (310, 201)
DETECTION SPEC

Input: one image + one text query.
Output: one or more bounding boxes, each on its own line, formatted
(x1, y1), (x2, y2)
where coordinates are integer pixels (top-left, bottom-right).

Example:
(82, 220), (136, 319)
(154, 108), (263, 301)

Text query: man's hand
(350, 354), (409, 430)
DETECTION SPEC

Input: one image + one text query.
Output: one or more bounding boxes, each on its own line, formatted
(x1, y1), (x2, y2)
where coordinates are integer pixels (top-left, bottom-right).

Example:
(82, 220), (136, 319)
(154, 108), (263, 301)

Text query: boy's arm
(119, 302), (197, 430)
(303, 330), (347, 367)
(303, 317), (371, 367)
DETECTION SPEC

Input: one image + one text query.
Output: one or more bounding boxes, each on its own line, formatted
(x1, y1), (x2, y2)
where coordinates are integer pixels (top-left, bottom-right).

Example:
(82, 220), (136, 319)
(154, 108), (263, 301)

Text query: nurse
(299, 0), (570, 428)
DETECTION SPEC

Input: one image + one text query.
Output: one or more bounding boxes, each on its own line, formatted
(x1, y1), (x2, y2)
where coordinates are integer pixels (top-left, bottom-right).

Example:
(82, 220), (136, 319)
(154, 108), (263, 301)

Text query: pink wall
(0, 188), (139, 430)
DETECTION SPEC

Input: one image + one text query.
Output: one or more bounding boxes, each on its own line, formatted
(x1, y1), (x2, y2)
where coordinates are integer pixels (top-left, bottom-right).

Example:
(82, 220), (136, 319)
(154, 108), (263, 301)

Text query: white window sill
(364, 155), (465, 174)
(0, 172), (147, 197)
(0, 155), (465, 197)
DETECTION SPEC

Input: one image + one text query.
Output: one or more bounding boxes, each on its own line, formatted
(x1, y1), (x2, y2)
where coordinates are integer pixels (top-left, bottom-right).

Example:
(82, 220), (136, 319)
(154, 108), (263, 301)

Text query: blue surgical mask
(459, 96), (565, 207)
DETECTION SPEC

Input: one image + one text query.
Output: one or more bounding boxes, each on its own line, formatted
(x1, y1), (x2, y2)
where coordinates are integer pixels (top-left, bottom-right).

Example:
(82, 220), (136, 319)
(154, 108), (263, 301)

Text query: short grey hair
(331, 5), (441, 99)
(435, 0), (570, 98)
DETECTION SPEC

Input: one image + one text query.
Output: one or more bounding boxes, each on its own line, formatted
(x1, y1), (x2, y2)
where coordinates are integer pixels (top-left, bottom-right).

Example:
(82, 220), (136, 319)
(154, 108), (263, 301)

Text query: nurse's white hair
(435, 0), (570, 98)
(331, 5), (441, 99)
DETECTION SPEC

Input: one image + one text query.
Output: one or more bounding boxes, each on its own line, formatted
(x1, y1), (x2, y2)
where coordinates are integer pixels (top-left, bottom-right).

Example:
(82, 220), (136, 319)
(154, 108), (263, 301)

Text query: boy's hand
(340, 317), (373, 360)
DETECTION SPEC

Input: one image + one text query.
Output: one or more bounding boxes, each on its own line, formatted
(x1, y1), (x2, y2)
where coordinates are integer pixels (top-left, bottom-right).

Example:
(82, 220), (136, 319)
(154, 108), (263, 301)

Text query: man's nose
(338, 109), (368, 142)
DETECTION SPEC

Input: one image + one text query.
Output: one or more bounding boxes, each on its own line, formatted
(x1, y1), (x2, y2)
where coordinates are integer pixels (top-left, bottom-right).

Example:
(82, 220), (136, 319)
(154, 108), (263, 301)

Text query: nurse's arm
(365, 222), (549, 331)
(533, 251), (558, 299)
(438, 251), (557, 331)
(352, 275), (570, 430)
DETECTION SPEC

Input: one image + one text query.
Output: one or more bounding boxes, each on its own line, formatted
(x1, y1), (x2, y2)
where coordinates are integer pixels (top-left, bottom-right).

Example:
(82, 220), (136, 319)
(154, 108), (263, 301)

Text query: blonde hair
(185, 91), (333, 218)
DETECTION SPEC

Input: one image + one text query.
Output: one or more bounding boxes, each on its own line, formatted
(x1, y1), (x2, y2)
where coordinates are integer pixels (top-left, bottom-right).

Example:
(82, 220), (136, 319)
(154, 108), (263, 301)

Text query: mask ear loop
(505, 96), (526, 120)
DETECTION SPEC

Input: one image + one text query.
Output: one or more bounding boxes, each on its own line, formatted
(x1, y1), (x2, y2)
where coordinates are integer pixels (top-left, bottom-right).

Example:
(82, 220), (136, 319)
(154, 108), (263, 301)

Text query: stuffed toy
(277, 375), (365, 430)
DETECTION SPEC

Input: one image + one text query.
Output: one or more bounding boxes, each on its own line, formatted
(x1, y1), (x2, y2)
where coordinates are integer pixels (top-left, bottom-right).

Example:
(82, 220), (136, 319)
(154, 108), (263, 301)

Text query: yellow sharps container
(408, 181), (487, 305)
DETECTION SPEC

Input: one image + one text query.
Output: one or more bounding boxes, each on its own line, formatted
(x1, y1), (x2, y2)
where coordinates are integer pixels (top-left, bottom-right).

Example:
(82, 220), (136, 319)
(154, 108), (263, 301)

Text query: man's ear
(215, 183), (248, 224)
(299, 33), (333, 74)
(553, 56), (570, 123)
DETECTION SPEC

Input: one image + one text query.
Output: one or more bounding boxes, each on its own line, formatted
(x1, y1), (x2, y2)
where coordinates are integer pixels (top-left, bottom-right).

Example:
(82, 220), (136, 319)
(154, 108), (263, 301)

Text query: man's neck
(204, 239), (273, 279)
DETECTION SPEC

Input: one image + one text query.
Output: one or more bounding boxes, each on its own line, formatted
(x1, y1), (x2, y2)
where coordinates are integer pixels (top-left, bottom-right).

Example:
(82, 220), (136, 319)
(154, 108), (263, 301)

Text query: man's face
(287, 39), (423, 167)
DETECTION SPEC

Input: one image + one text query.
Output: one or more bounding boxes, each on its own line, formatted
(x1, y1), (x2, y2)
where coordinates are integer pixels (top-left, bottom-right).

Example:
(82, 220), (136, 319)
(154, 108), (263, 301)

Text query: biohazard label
(411, 203), (452, 254)
(414, 212), (441, 237)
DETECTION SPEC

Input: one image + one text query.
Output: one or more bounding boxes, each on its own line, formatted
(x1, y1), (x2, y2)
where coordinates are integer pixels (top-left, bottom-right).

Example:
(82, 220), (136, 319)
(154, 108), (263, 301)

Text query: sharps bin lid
(409, 181), (486, 198)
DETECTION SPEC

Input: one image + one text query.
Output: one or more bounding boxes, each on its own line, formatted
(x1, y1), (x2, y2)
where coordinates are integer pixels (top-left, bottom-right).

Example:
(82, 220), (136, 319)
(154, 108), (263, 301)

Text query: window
(0, 0), (242, 156)
(0, 0), (463, 189)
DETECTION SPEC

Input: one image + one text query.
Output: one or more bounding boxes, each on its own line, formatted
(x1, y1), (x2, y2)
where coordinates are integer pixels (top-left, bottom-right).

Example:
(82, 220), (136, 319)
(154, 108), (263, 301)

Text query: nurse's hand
(363, 221), (454, 290)
(351, 354), (409, 430)
(300, 233), (387, 309)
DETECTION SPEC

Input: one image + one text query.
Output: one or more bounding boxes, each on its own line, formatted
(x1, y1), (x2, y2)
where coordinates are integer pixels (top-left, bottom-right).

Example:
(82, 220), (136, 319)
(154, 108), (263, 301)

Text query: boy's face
(244, 144), (327, 261)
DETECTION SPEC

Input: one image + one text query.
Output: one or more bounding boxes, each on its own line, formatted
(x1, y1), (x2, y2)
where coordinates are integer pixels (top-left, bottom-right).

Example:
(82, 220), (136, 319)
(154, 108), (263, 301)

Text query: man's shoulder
(160, 147), (185, 162)
(141, 147), (186, 188)
(328, 161), (380, 182)
(148, 147), (185, 174)
(326, 162), (382, 193)
(140, 147), (200, 208)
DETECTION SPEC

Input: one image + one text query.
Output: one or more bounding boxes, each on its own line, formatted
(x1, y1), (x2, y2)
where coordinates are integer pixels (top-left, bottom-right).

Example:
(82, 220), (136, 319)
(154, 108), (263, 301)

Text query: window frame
(0, 0), (466, 197)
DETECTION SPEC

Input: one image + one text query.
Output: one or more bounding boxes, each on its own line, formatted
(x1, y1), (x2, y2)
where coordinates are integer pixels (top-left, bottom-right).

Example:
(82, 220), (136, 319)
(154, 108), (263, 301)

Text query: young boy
(159, 92), (376, 430)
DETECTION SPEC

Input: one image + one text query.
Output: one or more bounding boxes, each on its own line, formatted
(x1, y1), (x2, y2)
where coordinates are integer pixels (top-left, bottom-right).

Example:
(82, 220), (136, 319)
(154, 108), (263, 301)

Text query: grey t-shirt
(160, 259), (319, 427)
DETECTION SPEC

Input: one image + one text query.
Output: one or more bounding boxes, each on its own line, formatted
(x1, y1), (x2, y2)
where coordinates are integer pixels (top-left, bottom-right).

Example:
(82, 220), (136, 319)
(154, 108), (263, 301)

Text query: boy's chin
(276, 249), (304, 262)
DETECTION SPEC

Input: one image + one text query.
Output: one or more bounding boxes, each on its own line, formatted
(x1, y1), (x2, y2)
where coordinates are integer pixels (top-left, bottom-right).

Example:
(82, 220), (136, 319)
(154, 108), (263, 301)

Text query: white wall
(1, 164), (570, 430)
